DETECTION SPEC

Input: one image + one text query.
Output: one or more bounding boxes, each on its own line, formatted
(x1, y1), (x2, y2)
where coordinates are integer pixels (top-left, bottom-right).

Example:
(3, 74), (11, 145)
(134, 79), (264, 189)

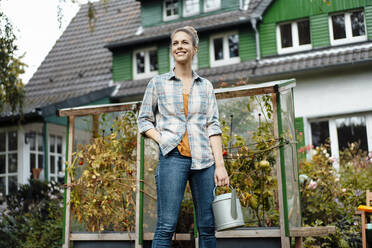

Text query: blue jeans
(152, 148), (216, 248)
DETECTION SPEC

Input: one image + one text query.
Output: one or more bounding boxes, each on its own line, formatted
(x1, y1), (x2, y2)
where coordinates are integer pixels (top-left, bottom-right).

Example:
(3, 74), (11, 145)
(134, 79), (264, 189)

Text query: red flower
(223, 149), (228, 157)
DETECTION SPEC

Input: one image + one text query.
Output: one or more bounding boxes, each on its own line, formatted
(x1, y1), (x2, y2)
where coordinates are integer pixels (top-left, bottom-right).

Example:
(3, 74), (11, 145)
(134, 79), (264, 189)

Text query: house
(1, 0), (371, 195)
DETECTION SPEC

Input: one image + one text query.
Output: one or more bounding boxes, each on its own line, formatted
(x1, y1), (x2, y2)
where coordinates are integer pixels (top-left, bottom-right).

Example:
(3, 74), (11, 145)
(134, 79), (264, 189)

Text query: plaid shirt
(138, 70), (222, 170)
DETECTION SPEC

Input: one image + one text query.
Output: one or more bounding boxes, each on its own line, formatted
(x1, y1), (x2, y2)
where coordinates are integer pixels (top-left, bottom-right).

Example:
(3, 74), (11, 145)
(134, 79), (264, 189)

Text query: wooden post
(63, 116), (75, 248)
(272, 93), (290, 248)
(92, 114), (99, 139)
(135, 131), (142, 248)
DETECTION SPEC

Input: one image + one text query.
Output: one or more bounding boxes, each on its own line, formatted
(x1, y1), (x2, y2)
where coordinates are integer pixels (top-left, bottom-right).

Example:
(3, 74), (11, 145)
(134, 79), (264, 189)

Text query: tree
(0, 10), (25, 115)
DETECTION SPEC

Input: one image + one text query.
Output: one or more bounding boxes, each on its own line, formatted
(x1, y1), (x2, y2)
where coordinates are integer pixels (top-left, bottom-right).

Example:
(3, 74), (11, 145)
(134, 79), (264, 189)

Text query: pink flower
(308, 180), (317, 190)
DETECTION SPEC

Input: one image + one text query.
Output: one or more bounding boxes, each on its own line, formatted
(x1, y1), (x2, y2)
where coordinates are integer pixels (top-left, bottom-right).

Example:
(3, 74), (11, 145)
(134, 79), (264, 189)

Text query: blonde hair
(171, 26), (199, 47)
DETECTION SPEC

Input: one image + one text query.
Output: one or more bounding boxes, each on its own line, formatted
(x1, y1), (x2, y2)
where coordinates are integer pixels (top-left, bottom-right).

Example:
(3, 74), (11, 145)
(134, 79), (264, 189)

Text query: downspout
(250, 16), (262, 61)
(43, 121), (49, 181)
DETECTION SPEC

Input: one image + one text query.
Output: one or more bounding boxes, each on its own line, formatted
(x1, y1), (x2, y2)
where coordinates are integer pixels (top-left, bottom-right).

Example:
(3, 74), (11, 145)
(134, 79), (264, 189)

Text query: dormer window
(204, 0), (221, 12)
(276, 19), (311, 54)
(183, 0), (200, 17)
(133, 47), (158, 80)
(163, 0), (179, 21)
(329, 10), (366, 46)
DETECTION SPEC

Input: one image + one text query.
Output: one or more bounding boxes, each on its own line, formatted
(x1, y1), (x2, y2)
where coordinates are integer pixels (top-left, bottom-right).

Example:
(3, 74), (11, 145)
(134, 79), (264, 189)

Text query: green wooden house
(1, 0), (372, 195)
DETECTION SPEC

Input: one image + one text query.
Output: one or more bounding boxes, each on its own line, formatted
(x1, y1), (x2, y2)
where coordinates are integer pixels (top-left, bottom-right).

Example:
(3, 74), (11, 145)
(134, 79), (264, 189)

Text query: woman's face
(171, 31), (197, 65)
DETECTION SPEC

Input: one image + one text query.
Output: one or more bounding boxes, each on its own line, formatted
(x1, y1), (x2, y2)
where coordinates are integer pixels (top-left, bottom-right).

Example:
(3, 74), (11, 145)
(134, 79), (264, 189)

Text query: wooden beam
(69, 232), (192, 241)
(58, 102), (140, 117)
(289, 226), (336, 237)
(216, 228), (281, 238)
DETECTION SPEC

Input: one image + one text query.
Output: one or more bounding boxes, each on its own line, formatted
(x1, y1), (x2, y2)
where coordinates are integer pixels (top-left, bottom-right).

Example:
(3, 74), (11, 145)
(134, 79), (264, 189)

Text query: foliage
(220, 95), (280, 227)
(0, 11), (25, 114)
(0, 179), (63, 248)
(68, 111), (138, 232)
(299, 143), (372, 247)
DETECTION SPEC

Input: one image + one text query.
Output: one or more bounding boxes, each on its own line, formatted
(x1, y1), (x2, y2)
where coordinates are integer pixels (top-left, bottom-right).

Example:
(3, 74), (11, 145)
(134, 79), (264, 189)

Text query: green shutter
(113, 51), (132, 82)
(295, 117), (306, 161)
(198, 36), (210, 68)
(239, 28), (256, 61)
(366, 6), (372, 40)
(310, 14), (331, 48)
(259, 23), (277, 57)
(158, 44), (170, 74)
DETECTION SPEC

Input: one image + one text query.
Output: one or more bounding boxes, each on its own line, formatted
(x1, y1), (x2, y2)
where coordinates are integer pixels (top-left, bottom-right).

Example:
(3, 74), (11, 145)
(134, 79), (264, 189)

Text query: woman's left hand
(214, 165), (229, 186)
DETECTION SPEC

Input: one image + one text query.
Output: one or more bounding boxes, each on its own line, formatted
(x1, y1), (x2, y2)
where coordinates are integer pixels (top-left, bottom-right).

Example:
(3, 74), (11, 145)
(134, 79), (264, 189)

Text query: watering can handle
(213, 185), (238, 220)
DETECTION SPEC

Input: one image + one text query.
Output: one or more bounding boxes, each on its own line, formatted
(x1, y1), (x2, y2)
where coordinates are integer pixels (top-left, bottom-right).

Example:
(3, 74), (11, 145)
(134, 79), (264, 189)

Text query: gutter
(250, 15), (262, 61)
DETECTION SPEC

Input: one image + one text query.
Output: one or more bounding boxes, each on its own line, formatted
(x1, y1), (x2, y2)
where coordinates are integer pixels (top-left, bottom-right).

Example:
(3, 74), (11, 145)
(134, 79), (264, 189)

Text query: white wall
(293, 66), (372, 118)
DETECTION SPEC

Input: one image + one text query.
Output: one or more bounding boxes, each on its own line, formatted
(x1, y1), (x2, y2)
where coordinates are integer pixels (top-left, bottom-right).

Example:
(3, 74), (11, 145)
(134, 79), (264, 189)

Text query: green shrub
(0, 179), (63, 248)
(299, 143), (372, 247)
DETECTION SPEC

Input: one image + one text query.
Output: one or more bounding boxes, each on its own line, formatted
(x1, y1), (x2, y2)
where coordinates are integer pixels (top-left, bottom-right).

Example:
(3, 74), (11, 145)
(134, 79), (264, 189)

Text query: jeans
(152, 148), (216, 248)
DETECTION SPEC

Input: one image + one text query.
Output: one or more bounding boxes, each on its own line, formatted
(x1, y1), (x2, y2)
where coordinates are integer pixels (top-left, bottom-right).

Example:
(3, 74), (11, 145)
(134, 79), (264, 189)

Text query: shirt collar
(167, 68), (202, 83)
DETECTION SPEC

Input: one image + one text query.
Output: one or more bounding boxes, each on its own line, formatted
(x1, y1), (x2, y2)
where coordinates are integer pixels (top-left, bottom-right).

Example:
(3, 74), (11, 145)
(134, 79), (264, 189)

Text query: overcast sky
(1, 0), (89, 84)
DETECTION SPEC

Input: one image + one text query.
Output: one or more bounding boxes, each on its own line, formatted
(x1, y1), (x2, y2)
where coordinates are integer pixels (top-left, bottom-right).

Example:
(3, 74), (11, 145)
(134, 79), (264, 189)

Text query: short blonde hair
(170, 26), (199, 47)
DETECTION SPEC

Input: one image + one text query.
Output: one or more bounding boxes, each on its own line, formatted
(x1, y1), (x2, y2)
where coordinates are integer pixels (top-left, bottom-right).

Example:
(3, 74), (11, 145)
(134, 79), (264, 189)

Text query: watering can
(212, 185), (245, 231)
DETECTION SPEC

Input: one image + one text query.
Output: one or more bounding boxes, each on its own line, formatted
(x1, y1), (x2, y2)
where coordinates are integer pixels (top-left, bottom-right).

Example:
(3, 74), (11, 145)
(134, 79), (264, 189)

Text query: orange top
(177, 93), (191, 157)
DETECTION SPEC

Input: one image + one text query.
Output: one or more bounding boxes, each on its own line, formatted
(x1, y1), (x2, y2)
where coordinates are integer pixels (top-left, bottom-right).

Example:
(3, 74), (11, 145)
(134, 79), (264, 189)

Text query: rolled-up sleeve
(138, 79), (158, 134)
(206, 82), (222, 137)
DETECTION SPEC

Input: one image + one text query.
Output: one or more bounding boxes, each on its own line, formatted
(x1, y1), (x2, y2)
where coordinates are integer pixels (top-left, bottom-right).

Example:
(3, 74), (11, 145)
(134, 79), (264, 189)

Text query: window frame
(133, 47), (159, 80)
(49, 134), (65, 183)
(276, 19), (312, 55)
(163, 0), (180, 21)
(183, 0), (200, 17)
(0, 129), (19, 196)
(204, 0), (221, 12)
(328, 10), (367, 46)
(209, 31), (240, 67)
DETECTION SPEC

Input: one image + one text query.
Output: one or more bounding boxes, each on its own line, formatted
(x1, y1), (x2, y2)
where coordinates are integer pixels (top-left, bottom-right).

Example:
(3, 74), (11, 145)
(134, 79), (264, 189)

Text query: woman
(138, 26), (229, 248)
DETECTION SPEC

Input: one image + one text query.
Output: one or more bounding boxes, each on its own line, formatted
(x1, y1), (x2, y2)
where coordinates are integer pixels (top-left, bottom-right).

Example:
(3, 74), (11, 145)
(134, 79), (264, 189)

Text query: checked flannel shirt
(137, 69), (222, 170)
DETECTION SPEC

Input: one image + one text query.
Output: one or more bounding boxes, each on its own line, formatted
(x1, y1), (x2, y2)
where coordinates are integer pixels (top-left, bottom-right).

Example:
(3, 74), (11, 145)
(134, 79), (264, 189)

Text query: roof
(114, 40), (372, 98)
(22, 0), (141, 115)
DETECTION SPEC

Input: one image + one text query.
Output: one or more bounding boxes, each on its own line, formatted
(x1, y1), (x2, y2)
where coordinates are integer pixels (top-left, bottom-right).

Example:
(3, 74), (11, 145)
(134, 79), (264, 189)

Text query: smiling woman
(137, 26), (229, 248)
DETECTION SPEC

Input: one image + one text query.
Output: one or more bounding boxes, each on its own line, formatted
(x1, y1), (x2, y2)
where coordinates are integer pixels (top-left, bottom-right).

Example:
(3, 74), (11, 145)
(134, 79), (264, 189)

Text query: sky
(0, 0), (92, 84)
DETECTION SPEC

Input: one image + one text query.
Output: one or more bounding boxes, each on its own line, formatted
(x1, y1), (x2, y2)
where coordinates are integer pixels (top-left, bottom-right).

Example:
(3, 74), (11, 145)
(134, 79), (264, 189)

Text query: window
(204, 0), (221, 12)
(277, 19), (311, 54)
(336, 116), (368, 151)
(163, 0), (179, 21)
(0, 131), (18, 196)
(329, 10), (367, 46)
(311, 121), (330, 148)
(29, 133), (44, 179)
(49, 135), (64, 184)
(133, 48), (158, 80)
(170, 51), (198, 70)
(210, 32), (240, 67)
(183, 0), (200, 17)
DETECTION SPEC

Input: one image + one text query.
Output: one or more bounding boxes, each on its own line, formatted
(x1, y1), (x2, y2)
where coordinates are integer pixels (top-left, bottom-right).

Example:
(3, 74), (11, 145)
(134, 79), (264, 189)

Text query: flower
(308, 180), (317, 190)
(342, 188), (346, 193)
(299, 174), (308, 184)
(222, 149), (228, 157)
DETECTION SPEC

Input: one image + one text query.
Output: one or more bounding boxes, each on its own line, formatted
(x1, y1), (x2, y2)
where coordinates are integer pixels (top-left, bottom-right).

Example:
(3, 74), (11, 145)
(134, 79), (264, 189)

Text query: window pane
(280, 23), (293, 48)
(58, 157), (63, 172)
(184, 0), (199, 14)
(332, 14), (346, 40)
(149, 50), (158, 72)
(205, 0), (217, 8)
(311, 121), (330, 148)
(228, 34), (239, 58)
(50, 156), (55, 174)
(336, 116), (367, 151)
(38, 154), (43, 169)
(8, 154), (17, 173)
(0, 177), (5, 197)
(50, 135), (55, 153)
(29, 133), (36, 151)
(165, 0), (178, 16)
(30, 153), (36, 173)
(297, 20), (311, 45)
(37, 134), (43, 151)
(8, 131), (17, 151)
(0, 155), (5, 174)
(351, 11), (365, 37)
(136, 52), (145, 73)
(0, 133), (5, 152)
(213, 38), (224, 60)
(9, 176), (17, 194)
(57, 136), (62, 154)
